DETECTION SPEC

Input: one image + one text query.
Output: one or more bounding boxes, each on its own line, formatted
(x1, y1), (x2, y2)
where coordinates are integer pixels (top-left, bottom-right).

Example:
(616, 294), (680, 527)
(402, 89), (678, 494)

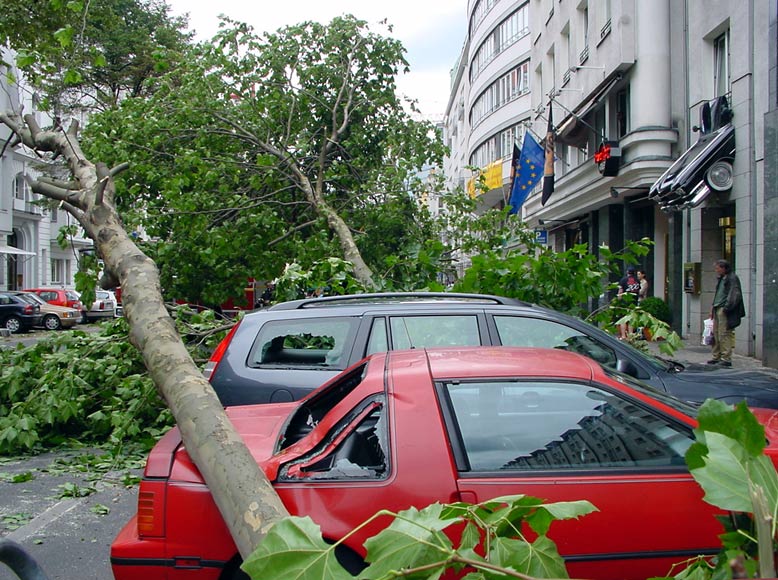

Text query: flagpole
(542, 97), (555, 206)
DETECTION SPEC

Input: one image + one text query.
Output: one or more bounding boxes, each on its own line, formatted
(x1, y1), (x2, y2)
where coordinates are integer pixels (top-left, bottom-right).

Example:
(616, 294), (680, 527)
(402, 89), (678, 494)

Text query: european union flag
(508, 132), (544, 214)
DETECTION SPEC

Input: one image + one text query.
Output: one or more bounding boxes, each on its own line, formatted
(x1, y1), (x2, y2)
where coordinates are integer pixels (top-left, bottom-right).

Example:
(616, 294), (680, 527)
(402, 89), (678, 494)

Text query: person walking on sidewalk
(708, 259), (745, 367)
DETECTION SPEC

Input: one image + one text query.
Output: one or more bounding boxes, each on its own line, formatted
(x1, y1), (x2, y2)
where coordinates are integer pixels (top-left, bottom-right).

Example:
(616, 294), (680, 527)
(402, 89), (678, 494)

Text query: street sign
(535, 229), (548, 244)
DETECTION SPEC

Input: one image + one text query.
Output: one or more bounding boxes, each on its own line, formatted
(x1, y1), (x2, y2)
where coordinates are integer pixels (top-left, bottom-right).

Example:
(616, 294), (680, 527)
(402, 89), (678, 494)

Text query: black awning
(555, 75), (622, 147)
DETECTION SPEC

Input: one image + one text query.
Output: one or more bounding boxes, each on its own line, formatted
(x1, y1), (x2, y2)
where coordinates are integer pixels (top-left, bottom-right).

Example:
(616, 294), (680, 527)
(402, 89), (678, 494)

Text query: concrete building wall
(445, 0), (774, 366)
(763, 0), (778, 368)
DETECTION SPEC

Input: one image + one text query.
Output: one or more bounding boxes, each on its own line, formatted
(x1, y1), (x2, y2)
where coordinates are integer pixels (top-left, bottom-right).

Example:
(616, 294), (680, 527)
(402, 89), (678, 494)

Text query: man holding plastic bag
(707, 259), (745, 367)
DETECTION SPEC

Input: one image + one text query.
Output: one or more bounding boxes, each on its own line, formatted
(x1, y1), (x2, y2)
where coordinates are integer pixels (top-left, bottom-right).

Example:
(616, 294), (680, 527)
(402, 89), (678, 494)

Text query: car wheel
(4, 315), (23, 334)
(43, 314), (62, 331)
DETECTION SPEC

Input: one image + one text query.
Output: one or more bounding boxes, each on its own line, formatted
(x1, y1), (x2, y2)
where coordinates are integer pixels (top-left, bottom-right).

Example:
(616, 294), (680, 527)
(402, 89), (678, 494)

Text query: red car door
(441, 379), (722, 580)
(271, 354), (462, 556)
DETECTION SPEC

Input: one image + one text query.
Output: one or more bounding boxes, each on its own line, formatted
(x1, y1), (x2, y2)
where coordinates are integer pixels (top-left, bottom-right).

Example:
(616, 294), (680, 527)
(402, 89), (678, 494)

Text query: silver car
(86, 290), (118, 322)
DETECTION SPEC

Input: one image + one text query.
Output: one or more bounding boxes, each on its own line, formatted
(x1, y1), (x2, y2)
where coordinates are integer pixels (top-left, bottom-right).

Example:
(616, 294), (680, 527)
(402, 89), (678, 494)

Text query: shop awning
(555, 75), (622, 147)
(0, 245), (35, 256)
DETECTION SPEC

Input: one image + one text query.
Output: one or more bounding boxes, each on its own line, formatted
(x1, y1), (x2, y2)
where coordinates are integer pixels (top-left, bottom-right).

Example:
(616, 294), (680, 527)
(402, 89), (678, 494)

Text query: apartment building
(445, 0), (776, 364)
(0, 48), (89, 292)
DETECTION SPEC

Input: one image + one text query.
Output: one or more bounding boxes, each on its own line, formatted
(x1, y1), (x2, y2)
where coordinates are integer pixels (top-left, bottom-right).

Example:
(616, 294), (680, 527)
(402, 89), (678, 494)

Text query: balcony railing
(579, 45), (590, 65)
(600, 19), (611, 40)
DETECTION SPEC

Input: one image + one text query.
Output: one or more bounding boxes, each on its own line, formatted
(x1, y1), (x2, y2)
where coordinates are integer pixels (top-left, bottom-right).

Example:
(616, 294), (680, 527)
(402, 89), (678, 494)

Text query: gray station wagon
(204, 292), (778, 409)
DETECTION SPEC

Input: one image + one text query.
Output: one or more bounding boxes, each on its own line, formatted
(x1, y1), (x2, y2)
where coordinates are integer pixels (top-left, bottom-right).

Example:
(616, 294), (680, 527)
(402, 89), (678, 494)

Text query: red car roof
(416, 346), (598, 381)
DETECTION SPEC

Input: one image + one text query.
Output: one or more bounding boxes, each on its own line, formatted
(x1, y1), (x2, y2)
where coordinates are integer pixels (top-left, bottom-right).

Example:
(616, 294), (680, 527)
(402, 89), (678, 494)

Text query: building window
(713, 31), (730, 97)
(14, 173), (30, 201)
(470, 3), (529, 82)
(470, 122), (527, 168)
(586, 105), (607, 157)
(469, 0), (498, 37)
(470, 61), (530, 127)
(51, 259), (65, 284)
(51, 206), (58, 223)
(579, 2), (589, 63)
(600, 0), (612, 39)
(616, 86), (630, 137)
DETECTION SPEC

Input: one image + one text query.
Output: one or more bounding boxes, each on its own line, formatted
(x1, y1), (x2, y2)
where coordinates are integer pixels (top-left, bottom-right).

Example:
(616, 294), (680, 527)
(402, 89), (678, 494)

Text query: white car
(86, 290), (118, 321)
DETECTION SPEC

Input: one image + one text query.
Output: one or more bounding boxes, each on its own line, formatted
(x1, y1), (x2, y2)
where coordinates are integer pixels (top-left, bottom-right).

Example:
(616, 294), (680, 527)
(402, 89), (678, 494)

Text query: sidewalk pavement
(647, 340), (777, 373)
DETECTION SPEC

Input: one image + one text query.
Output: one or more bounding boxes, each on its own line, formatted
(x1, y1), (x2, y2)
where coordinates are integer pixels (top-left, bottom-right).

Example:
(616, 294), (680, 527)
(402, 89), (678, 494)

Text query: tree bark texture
(0, 112), (289, 559)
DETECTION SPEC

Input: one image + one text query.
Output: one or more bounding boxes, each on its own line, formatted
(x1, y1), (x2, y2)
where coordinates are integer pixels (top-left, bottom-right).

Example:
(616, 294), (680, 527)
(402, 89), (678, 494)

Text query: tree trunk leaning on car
(0, 112), (289, 558)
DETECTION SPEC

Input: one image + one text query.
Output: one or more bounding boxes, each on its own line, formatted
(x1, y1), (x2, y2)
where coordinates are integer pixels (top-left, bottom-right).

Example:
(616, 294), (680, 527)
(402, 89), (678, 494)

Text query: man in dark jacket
(708, 259), (745, 367)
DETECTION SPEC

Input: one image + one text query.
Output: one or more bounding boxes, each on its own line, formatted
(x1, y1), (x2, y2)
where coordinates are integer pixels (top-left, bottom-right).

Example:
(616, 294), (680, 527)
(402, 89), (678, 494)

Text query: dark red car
(111, 347), (778, 580)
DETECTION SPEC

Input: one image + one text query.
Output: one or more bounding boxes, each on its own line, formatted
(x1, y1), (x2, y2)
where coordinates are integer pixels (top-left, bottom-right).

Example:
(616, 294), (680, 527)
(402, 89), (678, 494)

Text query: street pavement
(647, 340), (778, 373)
(0, 449), (140, 580)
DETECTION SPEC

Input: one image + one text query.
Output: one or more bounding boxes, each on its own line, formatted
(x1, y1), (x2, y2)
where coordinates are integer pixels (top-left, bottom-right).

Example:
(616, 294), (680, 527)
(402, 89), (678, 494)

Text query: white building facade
(1, 48), (89, 292)
(445, 0), (776, 365)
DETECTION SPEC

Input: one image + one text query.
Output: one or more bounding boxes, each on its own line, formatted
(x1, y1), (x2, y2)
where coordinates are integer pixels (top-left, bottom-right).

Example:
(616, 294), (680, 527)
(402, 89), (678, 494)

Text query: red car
(111, 347), (778, 580)
(24, 288), (86, 321)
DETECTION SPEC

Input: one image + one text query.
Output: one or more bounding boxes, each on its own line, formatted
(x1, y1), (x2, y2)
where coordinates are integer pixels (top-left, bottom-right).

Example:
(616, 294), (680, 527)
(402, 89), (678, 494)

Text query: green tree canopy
(0, 0), (191, 113)
(83, 15), (447, 304)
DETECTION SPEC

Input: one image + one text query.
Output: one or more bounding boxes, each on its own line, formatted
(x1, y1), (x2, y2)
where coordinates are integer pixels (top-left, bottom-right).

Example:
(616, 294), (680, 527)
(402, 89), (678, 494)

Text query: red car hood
(151, 402), (297, 483)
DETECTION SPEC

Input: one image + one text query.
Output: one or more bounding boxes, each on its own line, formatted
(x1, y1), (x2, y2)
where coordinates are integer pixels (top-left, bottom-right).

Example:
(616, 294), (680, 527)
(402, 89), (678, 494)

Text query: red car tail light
(203, 321), (241, 380)
(23, 304), (34, 315)
(136, 480), (167, 538)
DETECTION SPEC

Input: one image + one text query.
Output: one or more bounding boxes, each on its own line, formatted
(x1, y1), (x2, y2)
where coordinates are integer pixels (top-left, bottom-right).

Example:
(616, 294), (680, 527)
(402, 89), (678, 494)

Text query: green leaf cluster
(687, 400), (778, 516)
(0, 319), (167, 454)
(242, 494), (597, 579)
(0, 307), (231, 456)
(660, 400), (778, 580)
(452, 238), (650, 316)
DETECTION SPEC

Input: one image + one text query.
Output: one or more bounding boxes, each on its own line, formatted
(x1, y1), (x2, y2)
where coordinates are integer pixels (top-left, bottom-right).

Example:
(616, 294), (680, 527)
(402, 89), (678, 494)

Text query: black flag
(542, 103), (555, 206)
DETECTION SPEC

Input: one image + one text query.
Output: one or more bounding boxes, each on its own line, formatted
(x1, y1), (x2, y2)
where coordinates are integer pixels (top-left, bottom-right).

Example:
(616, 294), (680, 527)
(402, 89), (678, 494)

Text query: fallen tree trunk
(0, 111), (289, 558)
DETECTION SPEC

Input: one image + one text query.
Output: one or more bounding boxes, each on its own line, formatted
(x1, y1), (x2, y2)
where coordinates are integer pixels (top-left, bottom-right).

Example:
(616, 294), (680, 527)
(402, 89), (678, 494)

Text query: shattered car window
(278, 396), (389, 481)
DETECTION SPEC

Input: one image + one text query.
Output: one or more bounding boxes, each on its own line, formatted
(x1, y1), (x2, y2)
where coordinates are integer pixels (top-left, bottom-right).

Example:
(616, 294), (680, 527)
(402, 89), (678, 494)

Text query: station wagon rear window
(248, 317), (358, 369)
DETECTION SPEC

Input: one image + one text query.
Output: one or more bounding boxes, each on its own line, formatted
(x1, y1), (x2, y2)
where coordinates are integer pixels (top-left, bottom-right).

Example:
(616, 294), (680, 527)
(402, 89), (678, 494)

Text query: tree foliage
(0, 0), (191, 113)
(82, 15), (446, 303)
(453, 237), (651, 316)
(0, 308), (230, 455)
(244, 495), (596, 579)
(660, 401), (778, 580)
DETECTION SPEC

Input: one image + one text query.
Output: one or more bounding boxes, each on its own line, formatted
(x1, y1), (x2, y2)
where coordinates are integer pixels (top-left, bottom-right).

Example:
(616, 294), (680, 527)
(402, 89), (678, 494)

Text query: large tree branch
(30, 178), (85, 208)
(0, 111), (290, 560)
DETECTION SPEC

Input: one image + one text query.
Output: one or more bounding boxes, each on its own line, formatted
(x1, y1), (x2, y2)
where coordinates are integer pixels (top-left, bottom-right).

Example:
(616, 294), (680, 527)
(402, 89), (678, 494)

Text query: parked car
(204, 292), (778, 408)
(9, 291), (80, 330)
(0, 291), (42, 333)
(24, 288), (86, 322)
(86, 290), (118, 321)
(112, 346), (778, 580)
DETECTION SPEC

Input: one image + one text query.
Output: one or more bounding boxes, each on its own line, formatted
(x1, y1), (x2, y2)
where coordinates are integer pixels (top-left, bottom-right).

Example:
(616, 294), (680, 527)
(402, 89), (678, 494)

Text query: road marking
(7, 498), (81, 542)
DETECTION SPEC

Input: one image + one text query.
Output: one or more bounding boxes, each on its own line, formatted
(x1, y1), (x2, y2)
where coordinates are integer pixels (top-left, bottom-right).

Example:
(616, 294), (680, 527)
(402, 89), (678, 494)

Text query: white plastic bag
(702, 318), (714, 346)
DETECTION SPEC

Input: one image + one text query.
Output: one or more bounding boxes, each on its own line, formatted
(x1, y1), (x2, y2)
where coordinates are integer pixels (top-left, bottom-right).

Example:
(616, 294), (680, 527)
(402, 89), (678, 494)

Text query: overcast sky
(165, 0), (467, 120)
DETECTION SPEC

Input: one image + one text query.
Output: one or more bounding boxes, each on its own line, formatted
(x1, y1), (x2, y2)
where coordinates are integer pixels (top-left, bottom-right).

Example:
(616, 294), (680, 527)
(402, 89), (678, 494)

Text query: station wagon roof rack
(268, 292), (530, 311)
